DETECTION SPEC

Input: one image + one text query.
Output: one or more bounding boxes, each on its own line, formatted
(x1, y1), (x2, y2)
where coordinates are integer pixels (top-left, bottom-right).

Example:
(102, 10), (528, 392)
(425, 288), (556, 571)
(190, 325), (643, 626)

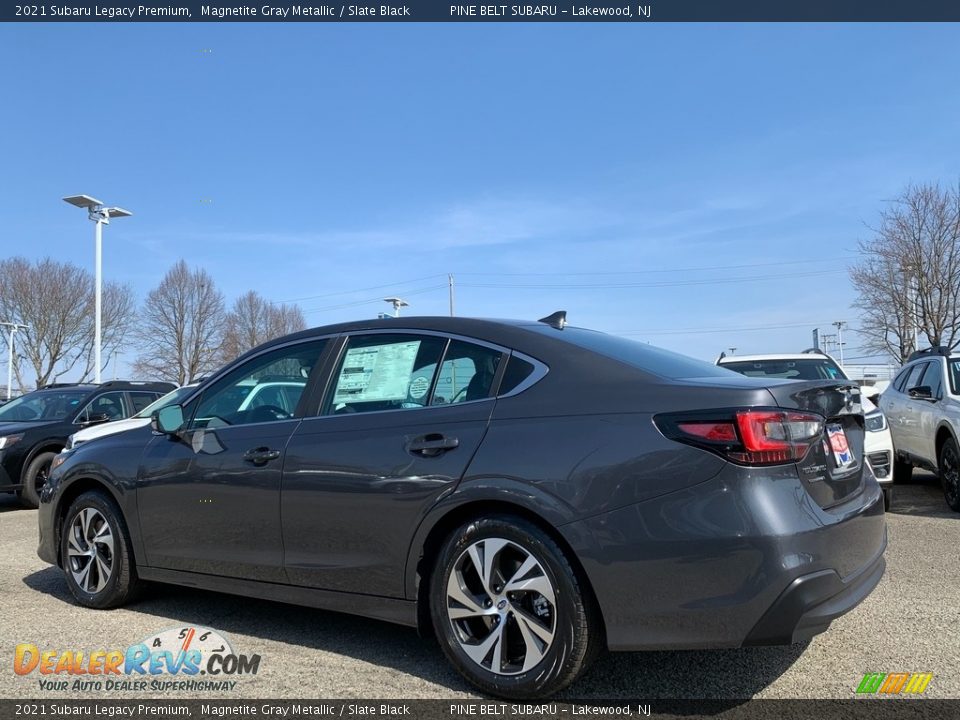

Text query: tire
(882, 487), (893, 512)
(938, 437), (960, 513)
(19, 451), (57, 509)
(893, 457), (913, 485)
(60, 491), (139, 608)
(430, 515), (601, 699)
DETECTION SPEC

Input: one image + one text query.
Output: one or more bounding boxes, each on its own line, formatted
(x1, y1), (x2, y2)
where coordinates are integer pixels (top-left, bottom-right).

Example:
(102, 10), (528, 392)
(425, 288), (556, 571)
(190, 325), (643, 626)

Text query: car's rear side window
(499, 355), (536, 395)
(548, 327), (731, 379)
(129, 391), (160, 413)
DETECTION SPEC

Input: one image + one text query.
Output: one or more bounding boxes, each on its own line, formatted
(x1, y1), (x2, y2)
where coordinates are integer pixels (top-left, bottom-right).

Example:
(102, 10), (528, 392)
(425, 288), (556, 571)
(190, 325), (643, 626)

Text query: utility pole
(728, 347), (736, 355)
(1, 321), (28, 400)
(833, 321), (847, 366)
(448, 274), (455, 317)
(821, 334), (837, 355)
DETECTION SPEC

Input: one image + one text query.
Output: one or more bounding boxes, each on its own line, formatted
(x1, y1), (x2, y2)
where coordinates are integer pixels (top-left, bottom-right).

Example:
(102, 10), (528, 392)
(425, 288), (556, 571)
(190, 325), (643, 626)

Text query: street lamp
(382, 297), (409, 318)
(0, 322), (28, 400)
(63, 195), (132, 384)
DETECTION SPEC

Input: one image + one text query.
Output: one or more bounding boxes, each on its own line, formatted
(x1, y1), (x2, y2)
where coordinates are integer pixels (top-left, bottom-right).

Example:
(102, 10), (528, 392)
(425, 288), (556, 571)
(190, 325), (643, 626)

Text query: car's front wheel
(882, 487), (893, 512)
(939, 438), (960, 512)
(430, 515), (601, 699)
(20, 450), (57, 508)
(60, 491), (139, 608)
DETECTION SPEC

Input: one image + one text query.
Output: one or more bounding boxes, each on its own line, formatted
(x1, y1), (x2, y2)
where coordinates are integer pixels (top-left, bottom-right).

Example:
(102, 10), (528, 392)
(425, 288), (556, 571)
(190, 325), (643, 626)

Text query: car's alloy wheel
(446, 538), (557, 675)
(939, 438), (960, 512)
(61, 491), (139, 608)
(430, 515), (601, 698)
(67, 508), (115, 593)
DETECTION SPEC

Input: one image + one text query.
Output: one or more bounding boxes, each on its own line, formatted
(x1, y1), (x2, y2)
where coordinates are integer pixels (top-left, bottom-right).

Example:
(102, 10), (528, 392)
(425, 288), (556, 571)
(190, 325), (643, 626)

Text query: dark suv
(0, 381), (174, 507)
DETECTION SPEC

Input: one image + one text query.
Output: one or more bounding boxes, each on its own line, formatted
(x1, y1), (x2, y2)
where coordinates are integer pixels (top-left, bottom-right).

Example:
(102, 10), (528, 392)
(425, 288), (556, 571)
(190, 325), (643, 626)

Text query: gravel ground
(1, 474), (957, 700)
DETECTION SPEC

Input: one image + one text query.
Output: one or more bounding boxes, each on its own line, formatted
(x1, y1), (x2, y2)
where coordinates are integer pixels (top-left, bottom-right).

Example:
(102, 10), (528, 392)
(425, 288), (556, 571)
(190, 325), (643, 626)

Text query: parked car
(878, 346), (960, 512)
(63, 383), (202, 451)
(0, 380), (175, 507)
(717, 351), (896, 510)
(38, 315), (886, 698)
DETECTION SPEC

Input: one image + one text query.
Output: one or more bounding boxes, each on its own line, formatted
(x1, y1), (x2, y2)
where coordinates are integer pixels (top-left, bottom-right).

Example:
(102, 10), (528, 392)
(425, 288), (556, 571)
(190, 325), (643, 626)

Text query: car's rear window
(721, 358), (847, 381)
(545, 327), (732, 380)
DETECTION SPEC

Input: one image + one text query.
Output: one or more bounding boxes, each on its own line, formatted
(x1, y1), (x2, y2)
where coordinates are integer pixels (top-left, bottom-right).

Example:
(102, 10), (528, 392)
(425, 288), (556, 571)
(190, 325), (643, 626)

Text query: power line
(455, 257), (858, 277)
(273, 274), (447, 304)
(615, 321), (836, 337)
(301, 284), (448, 315)
(458, 269), (845, 290)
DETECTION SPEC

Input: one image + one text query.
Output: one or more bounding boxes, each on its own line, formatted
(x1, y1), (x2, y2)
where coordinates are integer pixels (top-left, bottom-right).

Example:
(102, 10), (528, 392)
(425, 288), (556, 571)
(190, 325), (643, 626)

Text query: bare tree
(0, 257), (135, 389)
(220, 291), (306, 363)
(133, 260), (226, 385)
(850, 182), (960, 363)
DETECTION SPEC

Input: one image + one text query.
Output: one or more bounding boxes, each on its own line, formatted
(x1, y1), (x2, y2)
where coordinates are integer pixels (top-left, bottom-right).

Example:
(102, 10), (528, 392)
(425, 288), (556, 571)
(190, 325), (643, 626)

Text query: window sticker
(333, 341), (421, 404)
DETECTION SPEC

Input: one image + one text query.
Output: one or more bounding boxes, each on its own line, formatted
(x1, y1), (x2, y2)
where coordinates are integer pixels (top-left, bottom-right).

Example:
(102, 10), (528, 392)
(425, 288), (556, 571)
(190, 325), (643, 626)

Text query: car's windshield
(722, 358), (848, 381)
(0, 390), (89, 422)
(134, 385), (196, 418)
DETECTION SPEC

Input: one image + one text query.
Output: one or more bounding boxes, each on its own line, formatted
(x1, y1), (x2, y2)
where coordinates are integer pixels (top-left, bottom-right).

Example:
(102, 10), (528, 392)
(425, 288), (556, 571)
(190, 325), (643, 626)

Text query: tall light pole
(833, 321), (847, 366)
(382, 297), (409, 318)
(1, 322), (28, 400)
(63, 195), (132, 384)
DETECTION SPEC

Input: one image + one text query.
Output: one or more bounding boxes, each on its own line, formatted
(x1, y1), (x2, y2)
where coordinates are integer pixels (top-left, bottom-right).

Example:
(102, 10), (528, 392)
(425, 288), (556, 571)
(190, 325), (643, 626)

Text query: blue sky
(1, 23), (959, 378)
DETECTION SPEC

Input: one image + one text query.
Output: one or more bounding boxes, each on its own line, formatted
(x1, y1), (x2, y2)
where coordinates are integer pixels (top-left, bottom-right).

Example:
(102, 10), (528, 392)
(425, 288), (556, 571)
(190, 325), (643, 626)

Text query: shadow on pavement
(887, 472), (957, 519)
(23, 565), (807, 700)
(0, 494), (28, 514)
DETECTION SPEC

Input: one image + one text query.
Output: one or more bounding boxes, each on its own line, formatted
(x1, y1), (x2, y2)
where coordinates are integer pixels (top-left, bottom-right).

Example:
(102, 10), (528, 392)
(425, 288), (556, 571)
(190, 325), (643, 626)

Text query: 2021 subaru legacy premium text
(38, 315), (887, 698)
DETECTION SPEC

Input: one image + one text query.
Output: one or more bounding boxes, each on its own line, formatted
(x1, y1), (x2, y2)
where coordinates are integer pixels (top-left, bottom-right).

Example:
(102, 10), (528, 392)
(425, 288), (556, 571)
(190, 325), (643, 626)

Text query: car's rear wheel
(60, 491), (139, 608)
(430, 515), (601, 699)
(20, 451), (57, 509)
(893, 456), (913, 484)
(938, 438), (960, 512)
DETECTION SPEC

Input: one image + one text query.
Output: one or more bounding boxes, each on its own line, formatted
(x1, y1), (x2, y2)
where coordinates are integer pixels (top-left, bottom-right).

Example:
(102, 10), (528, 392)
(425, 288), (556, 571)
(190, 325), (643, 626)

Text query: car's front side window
(324, 334), (446, 415)
(78, 391), (128, 423)
(188, 341), (324, 428)
(924, 360), (944, 399)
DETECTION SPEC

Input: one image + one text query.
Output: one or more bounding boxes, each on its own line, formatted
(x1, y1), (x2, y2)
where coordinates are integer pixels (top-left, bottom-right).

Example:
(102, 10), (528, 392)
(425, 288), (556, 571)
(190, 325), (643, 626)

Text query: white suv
(878, 346), (960, 512)
(718, 351), (896, 510)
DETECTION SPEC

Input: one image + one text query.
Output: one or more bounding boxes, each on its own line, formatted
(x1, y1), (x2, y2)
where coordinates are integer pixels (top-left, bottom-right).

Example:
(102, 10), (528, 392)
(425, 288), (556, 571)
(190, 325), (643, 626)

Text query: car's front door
(895, 362), (929, 457)
(136, 338), (330, 582)
(281, 332), (505, 597)
(914, 359), (944, 463)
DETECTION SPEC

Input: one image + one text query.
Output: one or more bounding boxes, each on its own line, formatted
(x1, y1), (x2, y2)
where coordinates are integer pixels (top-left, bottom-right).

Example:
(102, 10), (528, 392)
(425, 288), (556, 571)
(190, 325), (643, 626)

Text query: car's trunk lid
(765, 379), (866, 509)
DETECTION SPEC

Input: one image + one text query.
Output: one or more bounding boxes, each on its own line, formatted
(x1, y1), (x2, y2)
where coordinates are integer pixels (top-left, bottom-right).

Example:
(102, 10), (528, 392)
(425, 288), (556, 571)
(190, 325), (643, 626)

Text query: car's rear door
(280, 331), (505, 597)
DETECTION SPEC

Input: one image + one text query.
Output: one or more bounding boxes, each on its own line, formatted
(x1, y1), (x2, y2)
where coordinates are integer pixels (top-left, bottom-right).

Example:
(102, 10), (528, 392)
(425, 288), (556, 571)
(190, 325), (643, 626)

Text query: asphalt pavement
(1, 474), (957, 700)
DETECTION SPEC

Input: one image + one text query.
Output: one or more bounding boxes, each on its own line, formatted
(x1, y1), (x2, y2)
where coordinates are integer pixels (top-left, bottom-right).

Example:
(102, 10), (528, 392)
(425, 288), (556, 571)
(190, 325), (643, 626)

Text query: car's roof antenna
(538, 310), (567, 329)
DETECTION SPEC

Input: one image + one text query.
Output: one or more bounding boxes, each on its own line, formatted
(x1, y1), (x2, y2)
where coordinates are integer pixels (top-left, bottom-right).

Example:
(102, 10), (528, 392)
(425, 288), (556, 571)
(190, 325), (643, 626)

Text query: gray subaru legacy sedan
(38, 313), (886, 698)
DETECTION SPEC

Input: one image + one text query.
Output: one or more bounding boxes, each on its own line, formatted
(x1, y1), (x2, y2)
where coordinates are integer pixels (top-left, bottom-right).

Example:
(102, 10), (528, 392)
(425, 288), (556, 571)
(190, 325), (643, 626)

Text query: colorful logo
(856, 672), (933, 695)
(14, 626), (260, 693)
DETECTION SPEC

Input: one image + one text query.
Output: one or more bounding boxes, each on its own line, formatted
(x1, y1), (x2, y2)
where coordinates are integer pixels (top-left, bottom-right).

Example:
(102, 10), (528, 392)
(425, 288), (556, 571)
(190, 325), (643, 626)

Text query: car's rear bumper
(558, 462), (887, 652)
(744, 543), (886, 645)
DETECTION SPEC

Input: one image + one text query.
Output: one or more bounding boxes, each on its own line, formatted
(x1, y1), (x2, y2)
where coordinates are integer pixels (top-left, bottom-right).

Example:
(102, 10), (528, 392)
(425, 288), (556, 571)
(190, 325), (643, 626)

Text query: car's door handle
(243, 447), (281, 465)
(406, 433), (459, 457)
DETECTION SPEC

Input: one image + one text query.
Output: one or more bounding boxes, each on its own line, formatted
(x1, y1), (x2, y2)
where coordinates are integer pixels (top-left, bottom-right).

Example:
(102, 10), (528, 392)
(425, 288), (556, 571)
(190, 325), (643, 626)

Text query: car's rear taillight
(656, 408), (824, 466)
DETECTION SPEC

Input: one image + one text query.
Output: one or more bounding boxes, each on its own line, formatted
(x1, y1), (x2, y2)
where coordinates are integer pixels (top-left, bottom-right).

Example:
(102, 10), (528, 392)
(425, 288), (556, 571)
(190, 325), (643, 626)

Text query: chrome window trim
(302, 329), (549, 421)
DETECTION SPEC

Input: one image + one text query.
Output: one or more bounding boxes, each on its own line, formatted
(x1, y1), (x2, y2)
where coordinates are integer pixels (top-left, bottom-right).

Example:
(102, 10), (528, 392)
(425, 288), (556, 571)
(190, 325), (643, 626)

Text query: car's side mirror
(908, 385), (935, 400)
(80, 412), (111, 427)
(152, 404), (185, 434)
